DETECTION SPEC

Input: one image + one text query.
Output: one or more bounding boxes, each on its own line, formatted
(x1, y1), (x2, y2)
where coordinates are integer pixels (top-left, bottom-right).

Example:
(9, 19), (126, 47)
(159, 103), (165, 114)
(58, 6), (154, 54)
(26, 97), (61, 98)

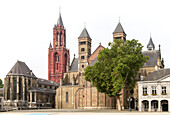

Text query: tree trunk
(117, 96), (122, 111)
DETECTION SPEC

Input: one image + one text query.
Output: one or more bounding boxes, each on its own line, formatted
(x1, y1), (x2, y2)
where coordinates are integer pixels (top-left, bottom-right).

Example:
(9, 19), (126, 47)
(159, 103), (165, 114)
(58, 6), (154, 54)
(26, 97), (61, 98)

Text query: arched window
(57, 63), (58, 70)
(60, 33), (62, 46)
(54, 52), (58, 62)
(19, 77), (22, 100)
(66, 92), (68, 102)
(58, 55), (59, 62)
(13, 77), (17, 100)
(25, 78), (27, 100)
(56, 33), (58, 46)
(7, 77), (10, 100)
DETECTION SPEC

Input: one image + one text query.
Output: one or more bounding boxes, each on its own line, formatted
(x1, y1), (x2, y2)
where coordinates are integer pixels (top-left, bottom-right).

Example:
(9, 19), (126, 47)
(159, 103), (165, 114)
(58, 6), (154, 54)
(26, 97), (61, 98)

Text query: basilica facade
(52, 13), (164, 109)
(2, 12), (165, 110)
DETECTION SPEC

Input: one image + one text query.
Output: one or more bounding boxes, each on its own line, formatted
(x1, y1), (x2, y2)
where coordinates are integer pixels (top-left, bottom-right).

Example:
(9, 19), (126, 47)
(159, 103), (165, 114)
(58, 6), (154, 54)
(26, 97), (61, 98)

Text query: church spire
(49, 42), (52, 49)
(113, 21), (126, 42)
(147, 36), (155, 50)
(79, 27), (90, 38)
(57, 13), (64, 26)
(113, 22), (126, 34)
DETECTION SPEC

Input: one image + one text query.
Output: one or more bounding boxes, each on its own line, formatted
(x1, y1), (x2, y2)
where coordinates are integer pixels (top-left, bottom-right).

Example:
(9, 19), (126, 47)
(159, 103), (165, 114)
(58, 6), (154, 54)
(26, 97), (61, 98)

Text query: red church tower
(48, 13), (70, 84)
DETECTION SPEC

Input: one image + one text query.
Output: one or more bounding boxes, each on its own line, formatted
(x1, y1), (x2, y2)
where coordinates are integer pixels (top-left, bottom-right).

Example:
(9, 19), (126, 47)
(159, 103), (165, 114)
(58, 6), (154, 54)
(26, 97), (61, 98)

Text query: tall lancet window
(56, 33), (58, 46)
(60, 33), (62, 46)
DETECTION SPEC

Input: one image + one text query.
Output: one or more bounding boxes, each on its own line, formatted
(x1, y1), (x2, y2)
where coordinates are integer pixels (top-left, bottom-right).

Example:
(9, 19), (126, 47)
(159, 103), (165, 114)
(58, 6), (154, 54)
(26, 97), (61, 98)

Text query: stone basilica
(51, 13), (164, 109)
(2, 12), (164, 110)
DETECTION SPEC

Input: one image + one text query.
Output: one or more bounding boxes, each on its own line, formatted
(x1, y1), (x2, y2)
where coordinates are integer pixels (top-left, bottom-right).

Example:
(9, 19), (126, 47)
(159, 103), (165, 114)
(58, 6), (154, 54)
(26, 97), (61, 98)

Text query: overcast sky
(0, 0), (170, 82)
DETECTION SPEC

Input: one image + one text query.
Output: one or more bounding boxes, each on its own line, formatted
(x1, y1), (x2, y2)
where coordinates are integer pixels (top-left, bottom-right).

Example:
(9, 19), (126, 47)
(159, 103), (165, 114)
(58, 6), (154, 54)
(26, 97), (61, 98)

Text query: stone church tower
(113, 22), (126, 41)
(78, 27), (91, 86)
(48, 13), (70, 84)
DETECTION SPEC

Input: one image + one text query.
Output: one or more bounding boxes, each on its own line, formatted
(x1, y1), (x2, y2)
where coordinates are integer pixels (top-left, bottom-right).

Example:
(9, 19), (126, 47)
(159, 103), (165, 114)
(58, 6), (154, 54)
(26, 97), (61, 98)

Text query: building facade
(54, 13), (165, 110)
(3, 61), (59, 110)
(56, 26), (116, 109)
(48, 13), (70, 84)
(138, 69), (170, 112)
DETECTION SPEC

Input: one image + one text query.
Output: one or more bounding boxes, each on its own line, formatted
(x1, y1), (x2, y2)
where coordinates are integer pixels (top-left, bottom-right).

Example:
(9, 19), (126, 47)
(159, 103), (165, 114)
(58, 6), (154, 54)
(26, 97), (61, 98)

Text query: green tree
(84, 39), (148, 110)
(0, 79), (3, 88)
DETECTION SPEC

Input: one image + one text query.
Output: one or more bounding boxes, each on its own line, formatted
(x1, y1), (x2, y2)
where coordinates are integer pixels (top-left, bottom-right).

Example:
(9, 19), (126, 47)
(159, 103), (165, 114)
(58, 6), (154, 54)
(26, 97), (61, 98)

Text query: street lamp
(127, 97), (132, 112)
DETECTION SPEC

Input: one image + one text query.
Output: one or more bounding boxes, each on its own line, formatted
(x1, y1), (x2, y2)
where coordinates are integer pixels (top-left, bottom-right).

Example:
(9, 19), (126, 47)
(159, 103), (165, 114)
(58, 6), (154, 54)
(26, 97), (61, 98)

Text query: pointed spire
(57, 12), (64, 26)
(79, 27), (90, 38)
(158, 44), (161, 59)
(49, 42), (52, 49)
(147, 36), (155, 50)
(113, 22), (126, 34)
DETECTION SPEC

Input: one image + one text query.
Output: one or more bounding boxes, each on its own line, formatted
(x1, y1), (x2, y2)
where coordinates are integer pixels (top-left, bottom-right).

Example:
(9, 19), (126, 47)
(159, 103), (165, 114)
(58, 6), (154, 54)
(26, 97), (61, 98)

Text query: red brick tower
(48, 13), (70, 84)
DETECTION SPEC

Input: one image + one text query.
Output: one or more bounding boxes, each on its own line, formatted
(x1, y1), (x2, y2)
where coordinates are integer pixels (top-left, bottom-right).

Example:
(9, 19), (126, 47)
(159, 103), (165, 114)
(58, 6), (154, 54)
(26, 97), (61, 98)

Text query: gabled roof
(89, 50), (159, 67)
(69, 58), (78, 72)
(38, 78), (59, 87)
(142, 50), (159, 67)
(89, 57), (98, 66)
(88, 43), (104, 64)
(147, 37), (155, 50)
(57, 13), (64, 26)
(113, 22), (126, 34)
(79, 27), (90, 38)
(7, 60), (36, 78)
(143, 69), (170, 81)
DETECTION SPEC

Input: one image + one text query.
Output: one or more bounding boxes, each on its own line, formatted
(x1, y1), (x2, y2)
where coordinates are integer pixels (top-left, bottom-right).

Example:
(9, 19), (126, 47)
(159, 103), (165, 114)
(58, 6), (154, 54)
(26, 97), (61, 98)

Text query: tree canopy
(85, 39), (148, 97)
(0, 79), (3, 88)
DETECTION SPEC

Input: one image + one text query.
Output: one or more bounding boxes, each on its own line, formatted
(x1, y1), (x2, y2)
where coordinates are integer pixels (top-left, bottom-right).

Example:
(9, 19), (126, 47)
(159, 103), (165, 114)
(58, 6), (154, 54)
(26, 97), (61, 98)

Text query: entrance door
(161, 100), (168, 111)
(162, 104), (168, 111)
(131, 97), (135, 109)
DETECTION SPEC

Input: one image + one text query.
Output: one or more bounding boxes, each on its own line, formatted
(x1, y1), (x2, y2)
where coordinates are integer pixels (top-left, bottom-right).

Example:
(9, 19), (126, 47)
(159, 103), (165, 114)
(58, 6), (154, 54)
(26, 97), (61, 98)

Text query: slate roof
(79, 27), (90, 38)
(69, 58), (78, 72)
(57, 13), (63, 26)
(38, 78), (59, 87)
(147, 37), (155, 50)
(143, 50), (159, 67)
(89, 50), (159, 67)
(7, 61), (36, 78)
(28, 87), (56, 94)
(113, 22), (126, 34)
(89, 57), (98, 66)
(143, 69), (170, 81)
